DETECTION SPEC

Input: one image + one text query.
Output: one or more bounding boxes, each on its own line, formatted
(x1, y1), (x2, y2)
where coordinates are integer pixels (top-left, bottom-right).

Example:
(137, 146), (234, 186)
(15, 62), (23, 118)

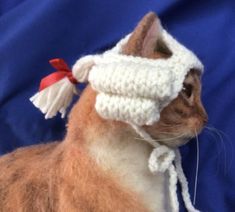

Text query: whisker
(149, 131), (183, 135)
(159, 123), (183, 127)
(204, 127), (224, 157)
(205, 125), (233, 175)
(206, 125), (233, 169)
(214, 127), (234, 171)
(205, 126), (227, 175)
(203, 127), (222, 175)
(193, 129), (199, 205)
(158, 125), (184, 130)
(134, 133), (187, 143)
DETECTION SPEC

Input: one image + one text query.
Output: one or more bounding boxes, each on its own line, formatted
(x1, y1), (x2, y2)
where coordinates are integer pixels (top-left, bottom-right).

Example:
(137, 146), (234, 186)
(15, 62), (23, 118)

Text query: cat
(0, 12), (208, 212)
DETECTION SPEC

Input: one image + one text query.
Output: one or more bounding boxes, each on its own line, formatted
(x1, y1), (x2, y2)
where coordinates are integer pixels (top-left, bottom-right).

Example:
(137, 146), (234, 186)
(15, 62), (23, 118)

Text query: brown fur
(0, 140), (147, 211)
(0, 12), (207, 211)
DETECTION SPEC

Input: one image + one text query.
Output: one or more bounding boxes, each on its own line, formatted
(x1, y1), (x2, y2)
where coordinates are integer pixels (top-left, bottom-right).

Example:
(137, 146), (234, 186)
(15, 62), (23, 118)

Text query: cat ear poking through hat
(122, 12), (172, 58)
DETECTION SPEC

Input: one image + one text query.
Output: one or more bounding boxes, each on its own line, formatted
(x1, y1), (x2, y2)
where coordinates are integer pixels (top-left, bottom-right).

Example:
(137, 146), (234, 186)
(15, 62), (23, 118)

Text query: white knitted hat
(30, 29), (203, 124)
(87, 30), (203, 126)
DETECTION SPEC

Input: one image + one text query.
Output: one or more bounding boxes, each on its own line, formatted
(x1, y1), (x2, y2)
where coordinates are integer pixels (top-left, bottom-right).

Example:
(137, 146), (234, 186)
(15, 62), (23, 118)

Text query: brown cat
(0, 12), (207, 212)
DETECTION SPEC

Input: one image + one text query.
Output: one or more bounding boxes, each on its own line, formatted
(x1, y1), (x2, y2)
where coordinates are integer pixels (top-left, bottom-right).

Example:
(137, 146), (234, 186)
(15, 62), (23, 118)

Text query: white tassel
(30, 78), (77, 119)
(30, 56), (98, 119)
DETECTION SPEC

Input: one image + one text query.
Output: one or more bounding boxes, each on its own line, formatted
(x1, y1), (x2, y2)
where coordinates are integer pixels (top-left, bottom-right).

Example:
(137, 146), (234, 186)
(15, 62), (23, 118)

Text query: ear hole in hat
(122, 11), (172, 58)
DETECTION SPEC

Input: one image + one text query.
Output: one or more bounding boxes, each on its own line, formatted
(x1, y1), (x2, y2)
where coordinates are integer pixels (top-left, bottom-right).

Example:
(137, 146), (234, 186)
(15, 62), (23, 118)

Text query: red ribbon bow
(39, 58), (78, 91)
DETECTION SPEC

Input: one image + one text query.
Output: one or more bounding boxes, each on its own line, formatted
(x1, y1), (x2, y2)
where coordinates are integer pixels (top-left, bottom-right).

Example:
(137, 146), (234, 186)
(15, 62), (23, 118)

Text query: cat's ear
(122, 12), (171, 58)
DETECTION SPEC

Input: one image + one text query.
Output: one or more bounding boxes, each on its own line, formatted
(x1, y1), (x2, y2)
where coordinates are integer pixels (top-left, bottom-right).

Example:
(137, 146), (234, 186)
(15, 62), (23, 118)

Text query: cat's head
(65, 12), (208, 148)
(122, 12), (208, 147)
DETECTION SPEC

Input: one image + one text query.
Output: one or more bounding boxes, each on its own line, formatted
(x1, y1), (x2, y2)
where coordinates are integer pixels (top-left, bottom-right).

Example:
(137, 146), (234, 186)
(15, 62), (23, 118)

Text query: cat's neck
(85, 129), (167, 211)
(65, 85), (167, 211)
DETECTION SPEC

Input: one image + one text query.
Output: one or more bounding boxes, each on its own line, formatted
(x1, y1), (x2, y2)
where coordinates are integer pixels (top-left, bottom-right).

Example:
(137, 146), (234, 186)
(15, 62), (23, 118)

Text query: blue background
(0, 0), (234, 211)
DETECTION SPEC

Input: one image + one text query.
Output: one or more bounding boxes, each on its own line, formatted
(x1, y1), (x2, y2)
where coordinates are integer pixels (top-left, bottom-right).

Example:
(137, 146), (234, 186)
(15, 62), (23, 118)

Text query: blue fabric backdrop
(0, 0), (234, 211)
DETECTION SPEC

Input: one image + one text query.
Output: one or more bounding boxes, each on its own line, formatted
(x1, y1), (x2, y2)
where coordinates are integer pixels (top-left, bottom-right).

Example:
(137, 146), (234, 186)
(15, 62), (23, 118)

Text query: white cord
(175, 150), (200, 212)
(132, 124), (199, 212)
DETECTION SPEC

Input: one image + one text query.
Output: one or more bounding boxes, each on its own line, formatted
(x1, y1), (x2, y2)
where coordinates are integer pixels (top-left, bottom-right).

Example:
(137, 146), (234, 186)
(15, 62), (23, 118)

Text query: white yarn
(148, 146), (175, 173)
(138, 127), (199, 212)
(30, 78), (77, 119)
(130, 123), (198, 211)
(175, 149), (200, 212)
(95, 94), (159, 126)
(72, 55), (98, 82)
(168, 164), (180, 212)
(131, 124), (161, 148)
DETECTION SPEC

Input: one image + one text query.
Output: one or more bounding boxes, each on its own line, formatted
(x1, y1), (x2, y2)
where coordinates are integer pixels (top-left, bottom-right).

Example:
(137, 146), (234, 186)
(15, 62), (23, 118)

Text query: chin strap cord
(132, 124), (199, 212)
(174, 149), (200, 212)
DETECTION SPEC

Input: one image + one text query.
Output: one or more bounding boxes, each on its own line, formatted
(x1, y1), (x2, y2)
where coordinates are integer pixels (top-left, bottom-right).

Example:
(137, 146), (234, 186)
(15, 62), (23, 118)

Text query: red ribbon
(39, 58), (78, 91)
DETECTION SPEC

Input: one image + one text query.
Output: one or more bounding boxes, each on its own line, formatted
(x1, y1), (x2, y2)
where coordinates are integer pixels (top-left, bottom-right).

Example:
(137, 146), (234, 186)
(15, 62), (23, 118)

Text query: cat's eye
(182, 83), (193, 98)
